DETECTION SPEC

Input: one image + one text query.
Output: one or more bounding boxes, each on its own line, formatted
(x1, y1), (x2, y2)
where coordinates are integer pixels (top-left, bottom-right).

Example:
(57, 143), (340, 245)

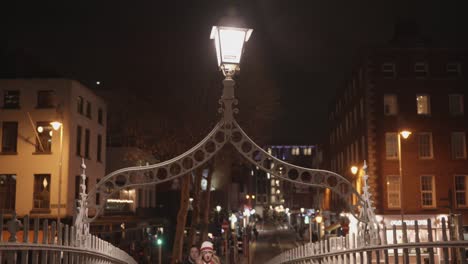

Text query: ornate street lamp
(51, 121), (64, 224)
(210, 25), (253, 76)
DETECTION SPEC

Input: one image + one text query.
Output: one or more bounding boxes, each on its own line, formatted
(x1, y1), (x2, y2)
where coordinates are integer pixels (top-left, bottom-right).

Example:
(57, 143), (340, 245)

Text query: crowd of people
(183, 241), (221, 264)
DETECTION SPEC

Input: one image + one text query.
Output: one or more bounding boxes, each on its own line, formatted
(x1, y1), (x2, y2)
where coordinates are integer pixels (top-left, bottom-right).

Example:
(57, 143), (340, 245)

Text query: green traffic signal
(157, 238), (162, 245)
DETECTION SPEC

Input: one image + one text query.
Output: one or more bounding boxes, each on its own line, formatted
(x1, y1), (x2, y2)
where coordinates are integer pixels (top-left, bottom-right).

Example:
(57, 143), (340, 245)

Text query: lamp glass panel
(213, 27), (221, 66)
(219, 29), (246, 64)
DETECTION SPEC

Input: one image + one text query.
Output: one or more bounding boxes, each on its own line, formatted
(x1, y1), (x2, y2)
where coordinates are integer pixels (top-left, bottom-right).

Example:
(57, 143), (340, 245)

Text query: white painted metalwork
(0, 211), (136, 264)
(266, 215), (468, 264)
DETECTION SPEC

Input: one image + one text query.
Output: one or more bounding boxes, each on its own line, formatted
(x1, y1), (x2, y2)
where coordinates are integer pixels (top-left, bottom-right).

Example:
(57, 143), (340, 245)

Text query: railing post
(457, 214), (467, 264)
(427, 219), (435, 264)
(402, 222), (409, 264)
(393, 225), (399, 264)
(383, 225), (389, 264)
(442, 218), (449, 264)
(21, 215), (30, 264)
(414, 221), (421, 264)
(32, 217), (40, 264)
(41, 219), (49, 264)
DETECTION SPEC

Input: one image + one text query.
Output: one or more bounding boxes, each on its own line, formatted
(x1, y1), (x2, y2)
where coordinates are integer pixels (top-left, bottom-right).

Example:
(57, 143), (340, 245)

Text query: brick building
(326, 25), (468, 230)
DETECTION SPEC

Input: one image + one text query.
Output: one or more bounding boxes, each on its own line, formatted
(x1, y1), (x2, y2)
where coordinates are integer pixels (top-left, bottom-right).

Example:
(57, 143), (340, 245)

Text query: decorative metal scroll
(83, 122), (228, 223)
(229, 121), (366, 221)
(76, 75), (372, 227)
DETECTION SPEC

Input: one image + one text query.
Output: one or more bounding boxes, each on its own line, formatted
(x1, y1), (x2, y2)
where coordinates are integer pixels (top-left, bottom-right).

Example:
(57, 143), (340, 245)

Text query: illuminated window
(33, 174), (50, 210)
(385, 133), (398, 159)
(3, 90), (20, 109)
(420, 176), (435, 208)
(417, 133), (433, 159)
(416, 95), (431, 115)
(36, 122), (52, 153)
(384, 94), (398, 115)
(387, 175), (400, 208)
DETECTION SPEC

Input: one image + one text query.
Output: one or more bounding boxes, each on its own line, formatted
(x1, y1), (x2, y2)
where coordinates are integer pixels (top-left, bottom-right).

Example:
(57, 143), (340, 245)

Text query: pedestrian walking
(197, 241), (220, 264)
(184, 245), (199, 264)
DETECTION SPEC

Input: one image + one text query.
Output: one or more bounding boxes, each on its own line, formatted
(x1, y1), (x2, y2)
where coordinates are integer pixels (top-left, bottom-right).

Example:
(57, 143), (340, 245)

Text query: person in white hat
(198, 241), (220, 264)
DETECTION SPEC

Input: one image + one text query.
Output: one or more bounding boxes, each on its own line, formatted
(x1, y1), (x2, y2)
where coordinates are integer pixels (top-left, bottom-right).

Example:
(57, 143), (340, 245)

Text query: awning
(325, 223), (341, 232)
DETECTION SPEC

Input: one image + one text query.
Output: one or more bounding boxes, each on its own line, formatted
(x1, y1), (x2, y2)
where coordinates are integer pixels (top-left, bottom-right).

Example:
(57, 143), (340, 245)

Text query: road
(248, 222), (299, 263)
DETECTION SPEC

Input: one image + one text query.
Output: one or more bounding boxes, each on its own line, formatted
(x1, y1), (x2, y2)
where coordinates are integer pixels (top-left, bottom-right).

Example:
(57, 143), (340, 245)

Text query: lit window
(417, 133), (433, 159)
(385, 133), (398, 159)
(449, 94), (464, 116)
(416, 95), (431, 115)
(455, 175), (468, 207)
(36, 122), (52, 153)
(421, 175), (435, 208)
(33, 174), (51, 210)
(451, 132), (466, 159)
(382, 63), (395, 78)
(414, 62), (428, 78)
(383, 94), (398, 115)
(387, 175), (400, 208)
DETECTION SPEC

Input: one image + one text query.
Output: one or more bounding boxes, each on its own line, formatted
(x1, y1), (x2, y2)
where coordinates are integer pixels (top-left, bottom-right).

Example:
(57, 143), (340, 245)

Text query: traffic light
(157, 238), (162, 246)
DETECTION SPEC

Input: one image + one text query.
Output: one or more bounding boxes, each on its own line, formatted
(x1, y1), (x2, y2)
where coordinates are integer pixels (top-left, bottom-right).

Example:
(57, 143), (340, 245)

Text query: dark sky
(1, 1), (468, 143)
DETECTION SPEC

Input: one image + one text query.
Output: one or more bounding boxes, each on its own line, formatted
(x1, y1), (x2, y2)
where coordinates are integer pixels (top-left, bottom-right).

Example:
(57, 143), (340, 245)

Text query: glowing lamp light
(37, 126), (44, 133)
(315, 215), (323, 224)
(350, 166), (358, 175)
(210, 26), (253, 74)
(400, 130), (412, 139)
(300, 208), (305, 213)
(246, 195), (250, 200)
(50, 121), (62, 131)
(157, 238), (162, 246)
(252, 195), (256, 200)
(42, 178), (48, 188)
(216, 205), (222, 212)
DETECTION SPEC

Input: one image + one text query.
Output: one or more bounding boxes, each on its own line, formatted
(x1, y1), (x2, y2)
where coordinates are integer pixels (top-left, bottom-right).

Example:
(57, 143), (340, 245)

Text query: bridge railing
(0, 213), (137, 264)
(267, 216), (468, 264)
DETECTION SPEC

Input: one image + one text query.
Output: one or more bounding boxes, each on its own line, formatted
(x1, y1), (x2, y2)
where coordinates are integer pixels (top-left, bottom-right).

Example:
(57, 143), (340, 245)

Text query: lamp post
(51, 121), (63, 224)
(397, 130), (411, 222)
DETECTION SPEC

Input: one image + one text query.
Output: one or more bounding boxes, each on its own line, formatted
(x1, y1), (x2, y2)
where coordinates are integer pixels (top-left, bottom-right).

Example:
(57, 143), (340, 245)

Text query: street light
(210, 25), (253, 76)
(350, 166), (358, 175)
(397, 130), (411, 222)
(51, 121), (63, 224)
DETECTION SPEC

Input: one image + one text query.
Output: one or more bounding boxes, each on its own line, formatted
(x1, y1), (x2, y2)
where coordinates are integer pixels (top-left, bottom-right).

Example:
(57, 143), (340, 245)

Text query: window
(98, 108), (104, 125)
(76, 126), (82, 156)
(415, 62), (428, 78)
(451, 132), (466, 159)
(85, 129), (90, 159)
(447, 63), (461, 76)
(455, 175), (468, 207)
(382, 63), (395, 78)
(37, 90), (56, 108)
(387, 175), (401, 208)
(416, 95), (431, 115)
(3, 90), (20, 109)
(385, 133), (398, 159)
(449, 94), (464, 116)
(77, 96), (84, 114)
(97, 134), (102, 162)
(33, 174), (50, 210)
(417, 133), (433, 159)
(420, 175), (435, 208)
(35, 122), (52, 153)
(0, 174), (16, 211)
(96, 179), (100, 205)
(1, 122), (18, 153)
(384, 94), (398, 115)
(86, 101), (92, 119)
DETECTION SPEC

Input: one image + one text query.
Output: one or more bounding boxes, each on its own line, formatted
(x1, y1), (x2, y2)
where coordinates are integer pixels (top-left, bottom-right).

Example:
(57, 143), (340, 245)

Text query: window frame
(383, 94), (398, 116)
(387, 175), (401, 209)
(417, 132), (434, 159)
(382, 63), (396, 78)
(414, 62), (428, 78)
(77, 96), (84, 114)
(416, 94), (431, 115)
(32, 174), (51, 211)
(76, 126), (82, 156)
(446, 63), (461, 76)
(385, 132), (399, 160)
(451, 132), (467, 159)
(420, 175), (436, 208)
(3, 90), (20, 109)
(35, 121), (53, 153)
(0, 174), (16, 212)
(1, 122), (18, 153)
(449, 94), (464, 116)
(36, 90), (57, 109)
(84, 128), (90, 159)
(455, 175), (468, 208)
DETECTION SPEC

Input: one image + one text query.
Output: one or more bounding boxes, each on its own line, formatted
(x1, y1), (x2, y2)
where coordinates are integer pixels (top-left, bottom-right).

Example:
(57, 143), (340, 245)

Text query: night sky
(1, 1), (468, 143)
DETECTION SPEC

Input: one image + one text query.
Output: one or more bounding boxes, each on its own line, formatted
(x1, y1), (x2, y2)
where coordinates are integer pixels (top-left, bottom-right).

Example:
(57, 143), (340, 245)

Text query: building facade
(327, 34), (468, 227)
(0, 79), (106, 220)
